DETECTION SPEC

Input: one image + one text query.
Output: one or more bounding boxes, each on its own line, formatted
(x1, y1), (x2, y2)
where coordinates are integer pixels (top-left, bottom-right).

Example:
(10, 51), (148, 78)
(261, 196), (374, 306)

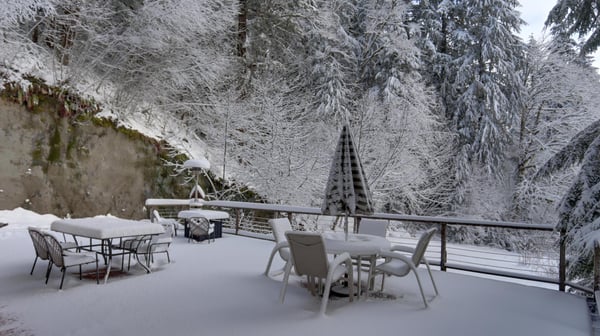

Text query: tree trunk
(237, 0), (247, 58)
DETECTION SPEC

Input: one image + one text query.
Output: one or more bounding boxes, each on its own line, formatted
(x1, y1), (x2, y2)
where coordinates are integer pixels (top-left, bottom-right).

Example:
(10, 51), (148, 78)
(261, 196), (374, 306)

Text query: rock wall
(0, 98), (184, 219)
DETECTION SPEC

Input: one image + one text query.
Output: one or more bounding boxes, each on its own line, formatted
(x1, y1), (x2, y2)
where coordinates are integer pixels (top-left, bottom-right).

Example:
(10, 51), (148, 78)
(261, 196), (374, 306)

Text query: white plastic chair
(152, 209), (184, 237)
(264, 218), (292, 277)
(358, 219), (388, 237)
(369, 228), (438, 308)
(280, 231), (354, 315)
(135, 225), (174, 268)
(356, 219), (389, 289)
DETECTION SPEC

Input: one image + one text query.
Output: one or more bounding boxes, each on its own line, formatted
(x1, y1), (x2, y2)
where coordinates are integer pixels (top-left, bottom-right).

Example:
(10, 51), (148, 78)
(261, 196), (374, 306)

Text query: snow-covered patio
(0, 209), (591, 336)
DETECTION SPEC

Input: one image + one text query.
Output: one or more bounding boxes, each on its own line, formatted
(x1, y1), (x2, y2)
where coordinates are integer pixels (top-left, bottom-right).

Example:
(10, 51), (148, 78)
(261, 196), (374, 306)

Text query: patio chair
(369, 228), (438, 308)
(264, 218), (292, 277)
(358, 219), (388, 237)
(356, 219), (389, 288)
(28, 227), (79, 276)
(135, 225), (174, 268)
(188, 217), (214, 243)
(27, 227), (52, 278)
(152, 210), (184, 237)
(280, 232), (354, 315)
(113, 234), (156, 272)
(44, 234), (99, 290)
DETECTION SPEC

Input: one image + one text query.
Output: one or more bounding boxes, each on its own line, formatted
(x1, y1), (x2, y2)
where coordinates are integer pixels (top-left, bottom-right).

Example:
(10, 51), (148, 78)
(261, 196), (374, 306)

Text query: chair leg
(319, 281), (332, 315)
(95, 258), (99, 285)
(59, 268), (66, 290)
(279, 262), (294, 303)
(425, 263), (439, 296)
(412, 270), (428, 308)
(30, 256), (38, 275)
(45, 262), (53, 284)
(264, 246), (279, 276)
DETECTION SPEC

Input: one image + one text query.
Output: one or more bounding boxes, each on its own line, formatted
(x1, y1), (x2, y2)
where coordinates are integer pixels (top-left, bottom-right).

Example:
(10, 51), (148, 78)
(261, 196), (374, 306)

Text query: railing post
(235, 209), (241, 235)
(594, 240), (600, 292)
(440, 223), (447, 271)
(559, 228), (566, 292)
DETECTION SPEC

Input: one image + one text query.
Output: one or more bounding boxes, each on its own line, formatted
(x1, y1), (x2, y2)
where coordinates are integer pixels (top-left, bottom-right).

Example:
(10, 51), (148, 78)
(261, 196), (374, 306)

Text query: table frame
(51, 218), (164, 283)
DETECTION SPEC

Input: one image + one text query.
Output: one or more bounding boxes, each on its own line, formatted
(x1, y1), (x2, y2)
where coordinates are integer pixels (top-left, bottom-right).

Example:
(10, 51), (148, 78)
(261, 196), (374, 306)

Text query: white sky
(519, 0), (600, 69)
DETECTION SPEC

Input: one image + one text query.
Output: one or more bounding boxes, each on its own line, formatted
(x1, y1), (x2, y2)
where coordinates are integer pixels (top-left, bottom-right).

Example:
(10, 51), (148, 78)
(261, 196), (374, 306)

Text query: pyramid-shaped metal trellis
(321, 124), (374, 236)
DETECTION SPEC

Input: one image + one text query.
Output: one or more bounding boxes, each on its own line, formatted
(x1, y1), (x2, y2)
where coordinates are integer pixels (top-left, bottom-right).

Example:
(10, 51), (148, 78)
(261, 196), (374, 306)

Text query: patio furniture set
(25, 203), (437, 315)
(265, 218), (439, 315)
(27, 207), (227, 289)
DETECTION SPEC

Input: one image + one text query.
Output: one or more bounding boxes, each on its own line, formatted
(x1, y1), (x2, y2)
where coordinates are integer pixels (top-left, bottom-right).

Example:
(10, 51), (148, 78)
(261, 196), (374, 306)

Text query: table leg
(367, 254), (376, 295)
(103, 240), (112, 284)
(357, 256), (362, 299)
(136, 253), (152, 274)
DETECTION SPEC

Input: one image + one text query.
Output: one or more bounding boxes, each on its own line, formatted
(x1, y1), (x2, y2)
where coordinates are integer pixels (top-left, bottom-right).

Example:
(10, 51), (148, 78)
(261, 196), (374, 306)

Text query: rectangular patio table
(177, 209), (229, 239)
(51, 217), (164, 283)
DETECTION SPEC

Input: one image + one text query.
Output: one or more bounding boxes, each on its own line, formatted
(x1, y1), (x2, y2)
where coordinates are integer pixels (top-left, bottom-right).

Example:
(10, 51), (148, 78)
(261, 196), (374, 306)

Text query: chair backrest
(269, 218), (292, 244)
(358, 219), (388, 237)
(151, 210), (162, 223)
(412, 228), (437, 266)
(160, 223), (175, 238)
(285, 232), (329, 278)
(44, 234), (65, 268)
(189, 217), (212, 236)
(28, 227), (49, 260)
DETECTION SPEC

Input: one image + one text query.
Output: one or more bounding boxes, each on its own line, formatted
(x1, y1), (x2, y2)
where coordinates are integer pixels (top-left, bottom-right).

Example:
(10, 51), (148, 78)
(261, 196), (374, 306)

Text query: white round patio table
(322, 232), (391, 298)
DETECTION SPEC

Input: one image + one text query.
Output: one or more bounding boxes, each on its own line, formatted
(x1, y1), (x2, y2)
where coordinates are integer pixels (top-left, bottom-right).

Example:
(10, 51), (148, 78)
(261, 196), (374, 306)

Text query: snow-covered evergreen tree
(546, 0), (600, 57)
(411, 0), (525, 211)
(225, 0), (454, 212)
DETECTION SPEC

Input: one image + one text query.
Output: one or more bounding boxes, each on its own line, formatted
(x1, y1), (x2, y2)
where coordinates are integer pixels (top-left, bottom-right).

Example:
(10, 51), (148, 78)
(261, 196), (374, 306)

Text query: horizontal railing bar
(444, 262), (559, 285)
(150, 199), (577, 292)
(374, 213), (555, 231)
(204, 200), (555, 231)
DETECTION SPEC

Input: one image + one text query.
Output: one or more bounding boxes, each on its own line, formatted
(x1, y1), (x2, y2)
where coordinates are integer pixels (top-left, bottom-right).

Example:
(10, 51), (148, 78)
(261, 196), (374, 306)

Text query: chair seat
(368, 228), (439, 308)
(375, 259), (411, 277)
(281, 232), (354, 315)
(63, 253), (97, 268)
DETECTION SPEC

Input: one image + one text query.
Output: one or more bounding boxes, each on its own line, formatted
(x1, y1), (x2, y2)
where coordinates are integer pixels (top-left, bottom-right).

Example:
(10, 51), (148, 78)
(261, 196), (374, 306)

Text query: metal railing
(146, 199), (583, 293)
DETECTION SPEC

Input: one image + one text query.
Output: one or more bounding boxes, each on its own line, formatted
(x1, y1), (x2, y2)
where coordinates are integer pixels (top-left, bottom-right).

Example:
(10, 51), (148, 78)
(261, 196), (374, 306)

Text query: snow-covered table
(323, 232), (391, 298)
(178, 209), (229, 240)
(51, 217), (164, 282)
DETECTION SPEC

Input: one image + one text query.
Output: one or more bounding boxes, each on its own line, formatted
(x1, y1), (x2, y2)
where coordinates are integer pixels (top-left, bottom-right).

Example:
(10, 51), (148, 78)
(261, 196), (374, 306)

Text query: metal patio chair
(44, 234), (99, 290)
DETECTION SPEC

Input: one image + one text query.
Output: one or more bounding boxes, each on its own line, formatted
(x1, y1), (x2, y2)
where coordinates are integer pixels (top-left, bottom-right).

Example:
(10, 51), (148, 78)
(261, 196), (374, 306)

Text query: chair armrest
(330, 252), (353, 268)
(148, 240), (171, 252)
(274, 241), (289, 251)
(390, 245), (415, 253)
(378, 250), (414, 265)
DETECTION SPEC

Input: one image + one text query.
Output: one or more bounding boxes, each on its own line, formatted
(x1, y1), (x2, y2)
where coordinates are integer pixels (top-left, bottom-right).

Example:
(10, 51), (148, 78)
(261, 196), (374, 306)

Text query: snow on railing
(146, 199), (577, 292)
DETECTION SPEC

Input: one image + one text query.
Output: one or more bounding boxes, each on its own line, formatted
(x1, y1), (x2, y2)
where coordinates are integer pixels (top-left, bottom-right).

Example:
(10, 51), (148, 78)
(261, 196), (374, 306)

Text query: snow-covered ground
(0, 208), (590, 336)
